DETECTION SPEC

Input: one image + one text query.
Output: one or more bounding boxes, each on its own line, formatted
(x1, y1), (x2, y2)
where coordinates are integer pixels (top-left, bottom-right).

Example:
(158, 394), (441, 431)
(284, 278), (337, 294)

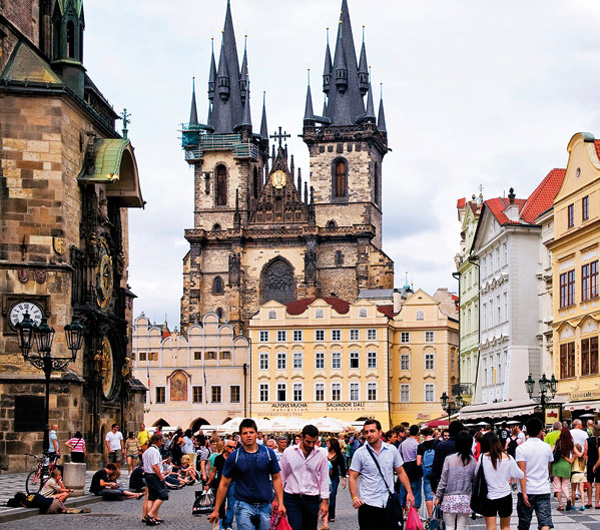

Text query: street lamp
(15, 312), (84, 456)
(525, 373), (557, 425)
(440, 391), (462, 417)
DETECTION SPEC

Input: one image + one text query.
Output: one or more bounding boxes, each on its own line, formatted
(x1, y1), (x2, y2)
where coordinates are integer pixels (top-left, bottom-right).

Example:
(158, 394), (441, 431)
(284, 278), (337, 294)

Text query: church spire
(378, 83), (387, 132)
(323, 27), (332, 95)
(364, 79), (375, 121)
(260, 91), (269, 140)
(240, 76), (252, 128)
(189, 77), (198, 125)
(304, 70), (315, 124)
(358, 27), (369, 96)
(208, 38), (217, 101)
(240, 35), (248, 104)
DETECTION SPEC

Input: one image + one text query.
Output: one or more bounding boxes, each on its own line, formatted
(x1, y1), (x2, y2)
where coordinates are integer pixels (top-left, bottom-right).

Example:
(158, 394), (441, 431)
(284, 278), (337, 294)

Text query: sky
(82, 0), (600, 327)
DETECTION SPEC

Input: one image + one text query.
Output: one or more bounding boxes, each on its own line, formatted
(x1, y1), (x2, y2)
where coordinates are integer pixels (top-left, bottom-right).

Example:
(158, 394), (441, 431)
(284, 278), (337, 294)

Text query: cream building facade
(132, 313), (250, 430)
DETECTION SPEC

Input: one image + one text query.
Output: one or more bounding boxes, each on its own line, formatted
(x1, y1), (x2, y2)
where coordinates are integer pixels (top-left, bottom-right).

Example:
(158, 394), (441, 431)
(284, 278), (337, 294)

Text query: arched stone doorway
(260, 257), (296, 304)
(191, 417), (210, 433)
(153, 418), (170, 428)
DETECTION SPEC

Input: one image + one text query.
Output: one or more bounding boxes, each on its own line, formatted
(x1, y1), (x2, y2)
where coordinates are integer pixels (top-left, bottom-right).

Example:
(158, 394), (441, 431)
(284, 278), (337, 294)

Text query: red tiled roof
(377, 305), (397, 318)
(285, 297), (351, 315)
(485, 197), (528, 226)
(457, 197), (466, 209)
(595, 140), (600, 161)
(521, 168), (566, 223)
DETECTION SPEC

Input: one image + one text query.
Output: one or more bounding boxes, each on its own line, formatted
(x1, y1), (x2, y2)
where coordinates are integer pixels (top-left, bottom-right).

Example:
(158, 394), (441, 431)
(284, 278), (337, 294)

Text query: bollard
(63, 462), (86, 497)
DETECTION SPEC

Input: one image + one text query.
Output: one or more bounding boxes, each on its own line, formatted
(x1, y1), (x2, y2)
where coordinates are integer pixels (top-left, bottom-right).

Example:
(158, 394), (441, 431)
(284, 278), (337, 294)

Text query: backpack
(422, 446), (436, 478)
(506, 437), (518, 458)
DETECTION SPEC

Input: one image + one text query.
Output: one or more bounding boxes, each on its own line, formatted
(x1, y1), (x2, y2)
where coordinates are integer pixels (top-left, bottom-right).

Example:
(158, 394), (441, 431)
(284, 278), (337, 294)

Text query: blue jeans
(234, 500), (272, 530)
(221, 483), (236, 529)
(329, 475), (340, 520)
(400, 478), (422, 509)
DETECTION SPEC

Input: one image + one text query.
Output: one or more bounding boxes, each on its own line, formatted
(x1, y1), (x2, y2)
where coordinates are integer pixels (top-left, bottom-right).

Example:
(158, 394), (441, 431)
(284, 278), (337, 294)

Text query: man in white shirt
(105, 423), (125, 471)
(516, 418), (554, 530)
(571, 419), (589, 449)
(143, 433), (168, 525)
(275, 436), (288, 463)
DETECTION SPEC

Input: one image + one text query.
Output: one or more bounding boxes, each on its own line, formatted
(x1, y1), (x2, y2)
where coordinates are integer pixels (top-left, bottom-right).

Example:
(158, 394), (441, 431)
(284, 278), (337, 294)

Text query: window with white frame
(211, 385), (222, 403)
(277, 352), (287, 370)
(316, 309), (324, 319)
(277, 383), (287, 402)
(400, 354), (410, 370)
(155, 387), (166, 404)
(259, 352), (269, 370)
(193, 386), (203, 403)
(259, 383), (269, 402)
(332, 329), (341, 341)
(293, 383), (303, 402)
(293, 330), (303, 342)
(315, 329), (325, 341)
(332, 352), (341, 369)
(350, 382), (360, 401)
(331, 382), (341, 401)
(315, 383), (325, 402)
(416, 311), (424, 321)
(425, 384), (434, 402)
(268, 310), (277, 319)
(359, 308), (367, 317)
(230, 385), (241, 403)
(400, 384), (410, 402)
(425, 353), (435, 370)
(350, 351), (359, 369)
(367, 329), (377, 340)
(350, 329), (359, 341)
(401, 332), (410, 343)
(293, 351), (303, 369)
(277, 330), (287, 342)
(367, 382), (377, 401)
(425, 331), (435, 343)
(315, 352), (325, 369)
(367, 351), (377, 369)
(259, 330), (269, 342)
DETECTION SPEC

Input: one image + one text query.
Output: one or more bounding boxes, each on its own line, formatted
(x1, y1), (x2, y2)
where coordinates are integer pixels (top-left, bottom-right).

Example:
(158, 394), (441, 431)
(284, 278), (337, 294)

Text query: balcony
(452, 383), (473, 397)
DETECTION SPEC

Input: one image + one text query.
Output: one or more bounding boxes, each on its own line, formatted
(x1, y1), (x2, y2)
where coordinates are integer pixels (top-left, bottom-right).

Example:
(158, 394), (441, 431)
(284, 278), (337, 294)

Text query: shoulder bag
(366, 445), (404, 529)
(470, 460), (488, 514)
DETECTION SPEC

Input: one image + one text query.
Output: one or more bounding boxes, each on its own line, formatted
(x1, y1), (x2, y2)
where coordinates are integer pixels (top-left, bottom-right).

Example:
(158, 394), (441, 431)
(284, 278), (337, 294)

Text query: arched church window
(216, 165), (227, 206)
(212, 223), (222, 231)
(213, 276), (223, 295)
(374, 162), (380, 206)
(66, 21), (75, 58)
(261, 258), (296, 304)
(327, 220), (336, 229)
(253, 167), (259, 199)
(333, 159), (347, 199)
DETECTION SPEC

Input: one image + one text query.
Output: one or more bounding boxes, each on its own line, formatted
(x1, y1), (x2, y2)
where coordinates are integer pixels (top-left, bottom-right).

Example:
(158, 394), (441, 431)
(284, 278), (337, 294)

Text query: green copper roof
(57, 0), (84, 16)
(79, 139), (130, 182)
(1, 41), (62, 84)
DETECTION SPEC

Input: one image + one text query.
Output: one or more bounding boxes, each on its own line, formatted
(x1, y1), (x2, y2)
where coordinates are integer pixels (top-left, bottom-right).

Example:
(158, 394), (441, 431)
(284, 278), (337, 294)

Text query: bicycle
(25, 453), (57, 494)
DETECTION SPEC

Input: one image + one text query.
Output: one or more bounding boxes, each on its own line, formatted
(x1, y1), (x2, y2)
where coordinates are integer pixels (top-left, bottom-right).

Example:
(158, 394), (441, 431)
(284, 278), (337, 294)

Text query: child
(39, 469), (73, 503)
(572, 443), (587, 511)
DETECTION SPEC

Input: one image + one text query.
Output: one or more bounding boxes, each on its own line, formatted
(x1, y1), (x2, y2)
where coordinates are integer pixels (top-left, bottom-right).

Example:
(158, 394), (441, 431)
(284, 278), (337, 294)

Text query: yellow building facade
(549, 133), (600, 414)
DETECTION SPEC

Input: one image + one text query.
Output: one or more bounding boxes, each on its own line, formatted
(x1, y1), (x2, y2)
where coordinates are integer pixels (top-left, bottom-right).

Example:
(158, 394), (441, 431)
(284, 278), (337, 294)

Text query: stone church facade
(0, 0), (145, 470)
(180, 0), (394, 333)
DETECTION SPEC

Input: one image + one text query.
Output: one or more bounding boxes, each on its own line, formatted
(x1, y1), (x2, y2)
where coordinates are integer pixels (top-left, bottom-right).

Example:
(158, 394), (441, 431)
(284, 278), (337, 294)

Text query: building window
(416, 311), (425, 321)
(400, 384), (410, 402)
(315, 329), (325, 341)
(583, 196), (589, 221)
(216, 164), (227, 206)
(333, 158), (348, 198)
(211, 386), (222, 403)
(503, 242), (508, 265)
(277, 352), (287, 370)
(367, 351), (377, 369)
(139, 351), (147, 362)
(560, 342), (575, 379)
(259, 383), (269, 402)
(192, 386), (203, 403)
(230, 385), (241, 403)
(425, 384), (435, 402)
(259, 352), (269, 370)
(277, 383), (287, 402)
(315, 352), (325, 369)
(148, 352), (158, 361)
(367, 329), (377, 341)
(316, 309), (324, 319)
(350, 329), (359, 341)
(206, 351), (217, 360)
(293, 383), (303, 402)
(593, 261), (599, 299)
(401, 332), (410, 343)
(350, 382), (360, 401)
(583, 261), (599, 301)
(560, 270), (576, 308)
(315, 383), (325, 402)
(332, 352), (341, 369)
(332, 329), (341, 341)
(269, 310), (277, 320)
(425, 331), (435, 343)
(359, 308), (367, 317)
(193, 351), (202, 361)
(367, 382), (377, 401)
(277, 330), (287, 342)
(568, 203), (574, 228)
(425, 353), (435, 370)
(155, 387), (165, 404)
(350, 351), (359, 369)
(331, 383), (341, 401)
(400, 354), (410, 371)
(220, 351), (230, 360)
(293, 330), (303, 341)
(335, 250), (344, 266)
(213, 276), (224, 294)
(259, 330), (269, 342)
(582, 336), (599, 376)
(293, 351), (303, 369)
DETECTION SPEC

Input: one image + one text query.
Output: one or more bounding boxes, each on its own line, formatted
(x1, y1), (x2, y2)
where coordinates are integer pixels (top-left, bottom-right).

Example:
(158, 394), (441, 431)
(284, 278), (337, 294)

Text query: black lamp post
(15, 312), (84, 455)
(525, 373), (557, 425)
(440, 391), (462, 417)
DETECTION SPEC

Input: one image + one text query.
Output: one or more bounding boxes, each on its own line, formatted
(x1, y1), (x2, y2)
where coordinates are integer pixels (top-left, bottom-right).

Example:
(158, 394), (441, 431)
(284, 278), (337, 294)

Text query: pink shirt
(280, 444), (330, 499)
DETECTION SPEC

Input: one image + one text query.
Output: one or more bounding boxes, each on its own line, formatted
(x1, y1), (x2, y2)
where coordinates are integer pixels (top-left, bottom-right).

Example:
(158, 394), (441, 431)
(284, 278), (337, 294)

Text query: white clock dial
(9, 301), (43, 329)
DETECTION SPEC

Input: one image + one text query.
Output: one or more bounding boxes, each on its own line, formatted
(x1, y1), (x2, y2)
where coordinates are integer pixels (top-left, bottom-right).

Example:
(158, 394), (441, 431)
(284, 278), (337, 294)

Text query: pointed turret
(189, 77), (199, 126)
(358, 27), (369, 96)
(333, 22), (347, 92)
(323, 28), (332, 95)
(378, 84), (387, 132)
(239, 77), (252, 128)
(322, 95), (328, 117)
(216, 37), (230, 101)
(304, 70), (315, 124)
(208, 38), (217, 100)
(260, 92), (269, 140)
(240, 35), (248, 103)
(364, 81), (375, 121)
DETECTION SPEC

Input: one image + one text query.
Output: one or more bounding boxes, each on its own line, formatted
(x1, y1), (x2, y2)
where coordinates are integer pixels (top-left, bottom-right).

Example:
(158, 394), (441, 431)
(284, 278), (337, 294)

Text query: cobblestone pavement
(0, 481), (599, 529)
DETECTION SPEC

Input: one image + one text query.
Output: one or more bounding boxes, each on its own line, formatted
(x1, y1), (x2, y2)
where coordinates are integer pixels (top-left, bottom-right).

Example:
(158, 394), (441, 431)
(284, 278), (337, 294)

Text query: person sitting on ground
(90, 463), (144, 500)
(179, 455), (198, 483)
(129, 462), (146, 493)
(39, 469), (72, 503)
(7, 492), (91, 514)
(162, 457), (192, 488)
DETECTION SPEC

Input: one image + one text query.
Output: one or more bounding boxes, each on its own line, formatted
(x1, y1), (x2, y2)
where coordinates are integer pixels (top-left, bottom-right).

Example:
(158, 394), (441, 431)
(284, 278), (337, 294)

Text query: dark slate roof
(304, 82), (314, 121)
(189, 78), (198, 125)
(377, 91), (387, 132)
(260, 92), (269, 139)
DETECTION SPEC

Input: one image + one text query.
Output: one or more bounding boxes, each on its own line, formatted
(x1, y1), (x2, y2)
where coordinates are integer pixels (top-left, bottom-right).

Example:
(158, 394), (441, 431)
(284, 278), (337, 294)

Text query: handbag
(366, 445), (404, 529)
(552, 440), (561, 463)
(470, 462), (488, 514)
(192, 489), (215, 515)
(424, 506), (445, 530)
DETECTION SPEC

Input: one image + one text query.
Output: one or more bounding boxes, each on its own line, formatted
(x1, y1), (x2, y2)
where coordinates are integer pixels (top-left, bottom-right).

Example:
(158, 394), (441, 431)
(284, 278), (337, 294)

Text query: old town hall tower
(180, 0), (393, 332)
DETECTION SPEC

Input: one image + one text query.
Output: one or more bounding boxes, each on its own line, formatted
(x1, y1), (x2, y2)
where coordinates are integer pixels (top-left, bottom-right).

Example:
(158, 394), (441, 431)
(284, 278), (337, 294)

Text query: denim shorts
(422, 476), (434, 502)
(517, 493), (553, 530)
(145, 473), (169, 502)
(234, 500), (271, 530)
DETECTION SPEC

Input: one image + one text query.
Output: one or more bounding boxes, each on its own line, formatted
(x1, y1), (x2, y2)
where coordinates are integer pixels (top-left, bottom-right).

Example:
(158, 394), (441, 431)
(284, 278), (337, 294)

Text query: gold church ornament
(53, 236), (65, 255)
(272, 170), (286, 189)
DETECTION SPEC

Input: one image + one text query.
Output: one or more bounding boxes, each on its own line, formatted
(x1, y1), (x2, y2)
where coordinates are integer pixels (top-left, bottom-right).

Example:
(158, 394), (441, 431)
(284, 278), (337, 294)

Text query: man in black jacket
(430, 421), (464, 492)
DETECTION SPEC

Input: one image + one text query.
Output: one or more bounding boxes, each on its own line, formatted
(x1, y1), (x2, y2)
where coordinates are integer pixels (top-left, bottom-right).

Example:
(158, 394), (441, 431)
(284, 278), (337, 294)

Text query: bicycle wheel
(25, 469), (43, 494)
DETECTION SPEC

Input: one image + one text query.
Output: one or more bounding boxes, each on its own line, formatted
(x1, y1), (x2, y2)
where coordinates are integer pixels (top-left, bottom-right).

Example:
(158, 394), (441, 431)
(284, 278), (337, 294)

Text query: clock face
(96, 237), (114, 309)
(272, 170), (286, 189)
(100, 336), (115, 399)
(9, 301), (43, 329)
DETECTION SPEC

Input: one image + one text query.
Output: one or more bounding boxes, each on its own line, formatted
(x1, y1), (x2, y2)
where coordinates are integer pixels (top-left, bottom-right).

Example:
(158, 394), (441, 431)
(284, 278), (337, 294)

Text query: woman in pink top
(65, 431), (86, 463)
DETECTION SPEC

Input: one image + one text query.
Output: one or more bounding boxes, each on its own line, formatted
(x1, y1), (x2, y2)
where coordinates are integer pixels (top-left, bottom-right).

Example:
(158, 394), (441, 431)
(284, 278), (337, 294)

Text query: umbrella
(264, 417), (308, 433)
(579, 413), (596, 418)
(425, 419), (450, 428)
(506, 420), (521, 425)
(311, 417), (350, 433)
(217, 417), (271, 434)
(474, 421), (490, 426)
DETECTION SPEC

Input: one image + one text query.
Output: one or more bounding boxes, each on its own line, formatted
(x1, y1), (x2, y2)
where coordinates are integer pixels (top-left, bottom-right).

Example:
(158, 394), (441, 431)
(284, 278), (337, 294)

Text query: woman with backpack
(434, 431), (477, 530)
(504, 427), (519, 458)
(552, 427), (575, 511)
(417, 427), (438, 518)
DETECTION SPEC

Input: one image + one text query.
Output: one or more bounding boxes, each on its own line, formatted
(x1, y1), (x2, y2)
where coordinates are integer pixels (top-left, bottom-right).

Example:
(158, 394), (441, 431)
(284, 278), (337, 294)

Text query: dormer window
(333, 159), (347, 199)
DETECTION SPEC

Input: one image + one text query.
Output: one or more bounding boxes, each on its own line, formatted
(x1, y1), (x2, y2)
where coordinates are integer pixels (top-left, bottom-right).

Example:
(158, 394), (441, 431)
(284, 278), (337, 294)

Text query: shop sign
(569, 389), (600, 402)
